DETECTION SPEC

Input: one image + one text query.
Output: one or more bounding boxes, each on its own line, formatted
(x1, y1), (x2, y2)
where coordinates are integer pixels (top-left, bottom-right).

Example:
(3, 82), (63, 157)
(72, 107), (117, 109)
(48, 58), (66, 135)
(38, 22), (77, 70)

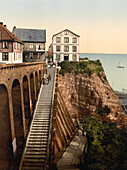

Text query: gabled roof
(12, 28), (46, 43)
(52, 29), (80, 38)
(0, 23), (23, 44)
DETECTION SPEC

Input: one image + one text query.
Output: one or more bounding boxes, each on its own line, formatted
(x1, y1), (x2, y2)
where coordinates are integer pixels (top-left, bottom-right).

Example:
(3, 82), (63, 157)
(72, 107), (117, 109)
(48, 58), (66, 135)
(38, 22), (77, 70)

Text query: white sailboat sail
(117, 62), (124, 68)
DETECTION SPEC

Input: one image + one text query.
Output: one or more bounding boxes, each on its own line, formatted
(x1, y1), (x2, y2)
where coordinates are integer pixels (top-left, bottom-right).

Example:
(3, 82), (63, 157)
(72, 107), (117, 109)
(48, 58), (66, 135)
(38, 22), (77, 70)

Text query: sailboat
(117, 62), (124, 68)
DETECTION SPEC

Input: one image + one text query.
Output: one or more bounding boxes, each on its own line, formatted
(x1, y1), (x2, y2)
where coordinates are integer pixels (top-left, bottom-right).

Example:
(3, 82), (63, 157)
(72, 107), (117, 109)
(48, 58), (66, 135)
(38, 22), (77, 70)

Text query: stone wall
(50, 71), (77, 168)
(0, 62), (45, 169)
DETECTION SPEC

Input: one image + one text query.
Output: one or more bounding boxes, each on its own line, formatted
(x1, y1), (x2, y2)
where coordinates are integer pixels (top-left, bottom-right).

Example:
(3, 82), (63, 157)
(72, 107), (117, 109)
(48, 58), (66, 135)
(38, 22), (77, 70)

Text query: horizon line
(80, 52), (127, 55)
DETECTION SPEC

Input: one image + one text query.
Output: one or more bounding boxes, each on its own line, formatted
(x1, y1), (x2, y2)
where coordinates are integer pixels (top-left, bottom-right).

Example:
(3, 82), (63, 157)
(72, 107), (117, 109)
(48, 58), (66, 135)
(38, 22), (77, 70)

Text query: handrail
(45, 66), (56, 169)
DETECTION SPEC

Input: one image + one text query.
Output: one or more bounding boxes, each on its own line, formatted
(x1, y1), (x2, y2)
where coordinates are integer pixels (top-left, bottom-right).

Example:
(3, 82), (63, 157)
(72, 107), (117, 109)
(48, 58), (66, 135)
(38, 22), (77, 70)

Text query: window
(56, 37), (61, 43)
(37, 53), (41, 58)
(56, 54), (60, 61)
(64, 45), (69, 52)
(72, 46), (77, 52)
(14, 53), (15, 60)
(64, 55), (69, 61)
(72, 54), (77, 61)
(38, 43), (42, 50)
(72, 38), (77, 43)
(2, 41), (8, 49)
(29, 43), (33, 49)
(18, 43), (20, 50)
(18, 53), (21, 59)
(14, 53), (17, 60)
(2, 52), (8, 61)
(64, 31), (68, 35)
(20, 44), (23, 51)
(64, 37), (69, 43)
(29, 53), (33, 59)
(15, 42), (17, 49)
(56, 45), (60, 52)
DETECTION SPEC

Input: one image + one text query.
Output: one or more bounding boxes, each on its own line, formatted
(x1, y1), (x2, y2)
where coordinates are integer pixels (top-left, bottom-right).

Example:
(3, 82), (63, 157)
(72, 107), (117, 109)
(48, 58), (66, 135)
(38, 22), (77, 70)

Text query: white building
(52, 29), (80, 64)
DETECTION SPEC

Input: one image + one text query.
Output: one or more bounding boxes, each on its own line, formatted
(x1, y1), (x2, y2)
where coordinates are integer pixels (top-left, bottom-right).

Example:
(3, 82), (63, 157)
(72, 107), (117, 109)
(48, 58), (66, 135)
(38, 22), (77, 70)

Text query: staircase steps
(19, 67), (56, 170)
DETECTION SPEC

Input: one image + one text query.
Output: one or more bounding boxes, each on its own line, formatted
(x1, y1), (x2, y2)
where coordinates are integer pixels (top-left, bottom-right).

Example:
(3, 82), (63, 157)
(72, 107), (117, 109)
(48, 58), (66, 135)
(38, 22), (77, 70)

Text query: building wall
(53, 53), (80, 63)
(12, 52), (23, 63)
(0, 52), (23, 63)
(0, 41), (13, 52)
(23, 42), (46, 62)
(13, 42), (23, 53)
(24, 52), (45, 62)
(23, 42), (45, 52)
(0, 41), (23, 63)
(52, 30), (80, 63)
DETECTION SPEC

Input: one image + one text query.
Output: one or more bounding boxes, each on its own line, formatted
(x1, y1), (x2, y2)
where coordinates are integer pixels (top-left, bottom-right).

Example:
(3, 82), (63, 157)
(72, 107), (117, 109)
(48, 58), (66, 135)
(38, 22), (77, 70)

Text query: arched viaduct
(0, 62), (45, 169)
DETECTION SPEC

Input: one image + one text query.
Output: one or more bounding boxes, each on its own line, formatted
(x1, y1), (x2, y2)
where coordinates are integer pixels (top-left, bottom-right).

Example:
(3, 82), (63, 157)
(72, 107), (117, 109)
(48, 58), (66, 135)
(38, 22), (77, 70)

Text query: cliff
(58, 61), (127, 132)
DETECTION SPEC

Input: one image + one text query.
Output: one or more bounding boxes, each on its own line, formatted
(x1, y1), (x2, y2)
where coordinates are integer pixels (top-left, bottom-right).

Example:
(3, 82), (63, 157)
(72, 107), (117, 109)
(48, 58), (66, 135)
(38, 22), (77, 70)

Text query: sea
(80, 53), (127, 92)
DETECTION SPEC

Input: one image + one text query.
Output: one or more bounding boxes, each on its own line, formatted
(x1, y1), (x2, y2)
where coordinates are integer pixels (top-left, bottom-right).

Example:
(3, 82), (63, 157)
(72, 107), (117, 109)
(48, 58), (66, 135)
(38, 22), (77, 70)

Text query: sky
(1, 0), (127, 53)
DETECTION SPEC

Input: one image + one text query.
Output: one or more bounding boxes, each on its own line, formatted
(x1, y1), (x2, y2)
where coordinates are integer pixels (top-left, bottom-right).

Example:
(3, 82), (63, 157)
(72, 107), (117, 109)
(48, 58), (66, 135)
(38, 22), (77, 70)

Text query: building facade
(52, 29), (80, 64)
(0, 22), (23, 64)
(12, 27), (46, 62)
(46, 43), (53, 63)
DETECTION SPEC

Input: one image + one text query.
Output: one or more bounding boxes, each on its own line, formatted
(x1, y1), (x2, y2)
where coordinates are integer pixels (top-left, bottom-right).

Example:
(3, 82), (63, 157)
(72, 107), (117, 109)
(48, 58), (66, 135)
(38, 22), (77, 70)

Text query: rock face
(58, 71), (127, 131)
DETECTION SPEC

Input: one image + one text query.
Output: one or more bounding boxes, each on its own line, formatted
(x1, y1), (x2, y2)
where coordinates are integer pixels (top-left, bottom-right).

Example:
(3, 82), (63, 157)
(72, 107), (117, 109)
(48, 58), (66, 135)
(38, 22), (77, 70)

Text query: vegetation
(59, 60), (104, 76)
(80, 57), (89, 61)
(96, 106), (111, 117)
(82, 116), (127, 169)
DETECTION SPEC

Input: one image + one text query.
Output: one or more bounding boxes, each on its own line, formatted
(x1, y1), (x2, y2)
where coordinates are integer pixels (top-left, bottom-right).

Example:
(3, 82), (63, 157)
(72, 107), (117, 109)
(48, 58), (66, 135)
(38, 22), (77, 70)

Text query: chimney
(12, 26), (16, 33)
(0, 22), (3, 25)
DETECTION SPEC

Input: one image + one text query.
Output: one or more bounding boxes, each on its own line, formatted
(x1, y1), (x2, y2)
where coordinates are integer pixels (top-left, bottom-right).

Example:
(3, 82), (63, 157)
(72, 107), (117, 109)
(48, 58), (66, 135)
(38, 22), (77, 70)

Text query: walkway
(57, 130), (87, 170)
(19, 67), (56, 170)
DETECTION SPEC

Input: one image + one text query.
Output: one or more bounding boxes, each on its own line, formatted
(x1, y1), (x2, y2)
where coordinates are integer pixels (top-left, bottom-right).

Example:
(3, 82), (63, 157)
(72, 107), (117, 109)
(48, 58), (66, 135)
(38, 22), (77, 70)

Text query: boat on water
(117, 62), (124, 68)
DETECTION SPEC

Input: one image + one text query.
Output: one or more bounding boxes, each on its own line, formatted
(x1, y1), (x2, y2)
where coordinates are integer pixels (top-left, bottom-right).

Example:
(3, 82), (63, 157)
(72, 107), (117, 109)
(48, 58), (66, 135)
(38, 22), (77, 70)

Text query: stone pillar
(33, 72), (37, 101)
(20, 80), (26, 138)
(28, 76), (33, 117)
(8, 86), (16, 154)
(38, 70), (40, 89)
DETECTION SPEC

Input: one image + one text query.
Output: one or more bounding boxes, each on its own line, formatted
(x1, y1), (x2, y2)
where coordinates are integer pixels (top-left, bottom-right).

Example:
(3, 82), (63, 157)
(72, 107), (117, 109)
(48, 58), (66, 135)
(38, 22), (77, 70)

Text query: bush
(82, 116), (127, 169)
(96, 106), (111, 116)
(59, 60), (104, 76)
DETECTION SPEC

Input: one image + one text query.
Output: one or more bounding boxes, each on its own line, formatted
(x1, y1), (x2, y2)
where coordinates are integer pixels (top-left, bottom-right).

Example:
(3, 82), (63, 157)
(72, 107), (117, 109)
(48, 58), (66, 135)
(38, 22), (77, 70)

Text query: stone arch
(30, 73), (35, 112)
(35, 71), (39, 97)
(0, 84), (13, 169)
(23, 75), (31, 133)
(12, 79), (24, 164)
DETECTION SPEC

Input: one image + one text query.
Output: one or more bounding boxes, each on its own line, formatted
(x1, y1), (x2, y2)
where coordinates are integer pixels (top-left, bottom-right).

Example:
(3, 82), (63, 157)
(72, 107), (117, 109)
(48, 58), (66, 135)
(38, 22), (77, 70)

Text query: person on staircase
(48, 73), (52, 80)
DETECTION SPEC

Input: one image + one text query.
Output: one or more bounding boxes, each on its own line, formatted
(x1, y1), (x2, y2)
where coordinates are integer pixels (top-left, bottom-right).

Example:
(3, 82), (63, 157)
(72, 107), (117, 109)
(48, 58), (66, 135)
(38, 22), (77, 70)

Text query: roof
(0, 23), (23, 44)
(52, 29), (80, 38)
(12, 28), (46, 43)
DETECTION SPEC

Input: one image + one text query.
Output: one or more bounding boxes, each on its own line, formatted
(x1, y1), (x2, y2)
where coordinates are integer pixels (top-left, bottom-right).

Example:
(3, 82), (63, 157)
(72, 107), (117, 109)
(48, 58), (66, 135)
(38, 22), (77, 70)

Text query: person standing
(49, 73), (52, 80)
(45, 68), (47, 74)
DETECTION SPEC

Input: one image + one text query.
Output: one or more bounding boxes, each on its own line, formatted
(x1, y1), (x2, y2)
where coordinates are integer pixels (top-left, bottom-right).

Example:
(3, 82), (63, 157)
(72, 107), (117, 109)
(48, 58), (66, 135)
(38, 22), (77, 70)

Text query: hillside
(58, 60), (127, 131)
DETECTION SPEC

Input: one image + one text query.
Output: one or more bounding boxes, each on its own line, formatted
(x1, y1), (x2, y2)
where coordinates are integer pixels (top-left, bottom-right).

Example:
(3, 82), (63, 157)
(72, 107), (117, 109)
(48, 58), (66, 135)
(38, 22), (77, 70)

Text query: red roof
(0, 23), (23, 44)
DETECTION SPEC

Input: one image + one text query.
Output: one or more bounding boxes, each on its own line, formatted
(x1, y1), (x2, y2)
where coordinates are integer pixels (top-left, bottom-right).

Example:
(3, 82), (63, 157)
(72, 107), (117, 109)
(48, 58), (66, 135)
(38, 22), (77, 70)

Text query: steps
(19, 67), (56, 170)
